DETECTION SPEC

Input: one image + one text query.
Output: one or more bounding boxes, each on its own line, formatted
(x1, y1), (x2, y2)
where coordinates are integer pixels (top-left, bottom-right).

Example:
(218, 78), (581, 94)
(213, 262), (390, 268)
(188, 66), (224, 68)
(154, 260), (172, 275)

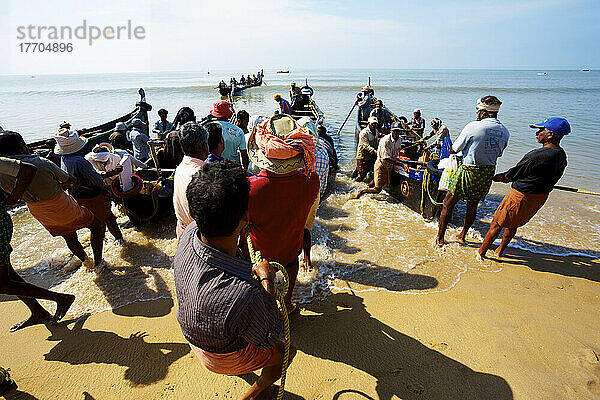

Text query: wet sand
(1, 234), (599, 399)
(2, 172), (600, 399)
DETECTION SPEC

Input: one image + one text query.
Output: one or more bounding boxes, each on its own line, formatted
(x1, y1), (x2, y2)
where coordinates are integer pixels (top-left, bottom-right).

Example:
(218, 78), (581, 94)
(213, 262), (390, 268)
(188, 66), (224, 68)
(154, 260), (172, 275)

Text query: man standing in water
(0, 156), (75, 331)
(247, 115), (319, 313)
(437, 96), (510, 246)
(479, 117), (569, 258)
(0, 131), (106, 270)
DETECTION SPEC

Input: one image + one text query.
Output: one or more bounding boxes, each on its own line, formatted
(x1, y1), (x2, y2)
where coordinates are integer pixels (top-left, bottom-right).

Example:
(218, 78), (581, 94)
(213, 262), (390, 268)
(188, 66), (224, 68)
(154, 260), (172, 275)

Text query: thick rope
(420, 169), (444, 215)
(246, 236), (291, 400)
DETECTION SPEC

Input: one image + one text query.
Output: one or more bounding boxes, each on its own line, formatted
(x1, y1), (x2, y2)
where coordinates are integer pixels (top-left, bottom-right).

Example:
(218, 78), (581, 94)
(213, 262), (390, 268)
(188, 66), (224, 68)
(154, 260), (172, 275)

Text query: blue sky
(1, 0), (598, 74)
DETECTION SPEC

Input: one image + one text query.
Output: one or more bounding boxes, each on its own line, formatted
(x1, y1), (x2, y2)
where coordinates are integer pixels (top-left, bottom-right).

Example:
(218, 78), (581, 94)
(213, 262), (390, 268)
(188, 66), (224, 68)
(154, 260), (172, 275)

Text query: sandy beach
(1, 236), (598, 399)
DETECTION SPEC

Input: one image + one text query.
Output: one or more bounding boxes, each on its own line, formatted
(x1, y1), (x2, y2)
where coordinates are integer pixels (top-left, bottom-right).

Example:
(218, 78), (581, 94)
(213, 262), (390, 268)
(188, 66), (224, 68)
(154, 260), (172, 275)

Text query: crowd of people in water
(0, 82), (570, 398)
(349, 86), (570, 259)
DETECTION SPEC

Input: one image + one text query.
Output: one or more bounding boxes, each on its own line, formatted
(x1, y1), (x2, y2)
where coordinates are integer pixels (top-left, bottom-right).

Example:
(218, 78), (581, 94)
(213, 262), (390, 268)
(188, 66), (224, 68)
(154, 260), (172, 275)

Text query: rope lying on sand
(246, 236), (291, 400)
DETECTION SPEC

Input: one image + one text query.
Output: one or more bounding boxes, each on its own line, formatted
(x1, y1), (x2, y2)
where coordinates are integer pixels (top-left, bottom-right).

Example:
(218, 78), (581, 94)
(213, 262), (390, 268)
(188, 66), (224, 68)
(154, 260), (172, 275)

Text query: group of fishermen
(273, 81), (314, 116)
(0, 82), (571, 399)
(0, 96), (343, 399)
(218, 70), (264, 91)
(351, 87), (570, 259)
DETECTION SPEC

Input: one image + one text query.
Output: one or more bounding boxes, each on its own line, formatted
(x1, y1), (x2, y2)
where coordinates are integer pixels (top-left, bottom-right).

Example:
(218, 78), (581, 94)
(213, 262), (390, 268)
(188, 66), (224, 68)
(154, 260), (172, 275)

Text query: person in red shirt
(247, 115), (319, 313)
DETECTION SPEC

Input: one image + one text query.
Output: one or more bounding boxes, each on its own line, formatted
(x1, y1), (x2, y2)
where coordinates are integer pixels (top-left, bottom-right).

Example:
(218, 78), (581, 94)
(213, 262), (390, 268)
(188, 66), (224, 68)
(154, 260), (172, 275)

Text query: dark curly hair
(0, 131), (27, 156)
(186, 160), (250, 238)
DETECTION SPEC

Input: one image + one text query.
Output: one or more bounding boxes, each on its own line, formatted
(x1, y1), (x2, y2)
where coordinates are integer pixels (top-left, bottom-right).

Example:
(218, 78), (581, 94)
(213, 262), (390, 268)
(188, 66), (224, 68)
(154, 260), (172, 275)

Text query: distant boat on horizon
(582, 68), (590, 72)
(537, 72), (548, 76)
(277, 70), (289, 74)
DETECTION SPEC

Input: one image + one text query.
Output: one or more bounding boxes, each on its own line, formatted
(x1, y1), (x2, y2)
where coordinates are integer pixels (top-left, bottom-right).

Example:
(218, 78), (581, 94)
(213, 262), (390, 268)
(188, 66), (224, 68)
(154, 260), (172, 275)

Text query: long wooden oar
(337, 100), (358, 136)
(554, 185), (600, 196)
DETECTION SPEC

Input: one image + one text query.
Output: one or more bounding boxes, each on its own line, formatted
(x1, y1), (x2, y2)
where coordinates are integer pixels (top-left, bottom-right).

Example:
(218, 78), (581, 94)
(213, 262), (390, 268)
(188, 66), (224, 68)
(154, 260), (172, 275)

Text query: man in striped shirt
(173, 160), (295, 399)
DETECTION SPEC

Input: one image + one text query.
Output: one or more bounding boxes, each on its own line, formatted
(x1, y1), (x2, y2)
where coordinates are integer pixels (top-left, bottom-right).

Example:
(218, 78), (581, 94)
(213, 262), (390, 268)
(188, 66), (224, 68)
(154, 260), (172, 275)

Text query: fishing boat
(289, 81), (325, 125)
(28, 90), (174, 226)
(218, 76), (263, 97)
(29, 90), (152, 156)
(352, 87), (445, 218)
(277, 70), (289, 74)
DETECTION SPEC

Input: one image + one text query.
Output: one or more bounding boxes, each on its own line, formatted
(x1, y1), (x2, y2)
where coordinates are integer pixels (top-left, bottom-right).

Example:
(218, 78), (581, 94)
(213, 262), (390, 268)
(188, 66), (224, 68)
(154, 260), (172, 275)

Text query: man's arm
(5, 161), (37, 205)
(450, 124), (471, 154)
(240, 150), (250, 172)
(252, 260), (275, 295)
(422, 129), (435, 141)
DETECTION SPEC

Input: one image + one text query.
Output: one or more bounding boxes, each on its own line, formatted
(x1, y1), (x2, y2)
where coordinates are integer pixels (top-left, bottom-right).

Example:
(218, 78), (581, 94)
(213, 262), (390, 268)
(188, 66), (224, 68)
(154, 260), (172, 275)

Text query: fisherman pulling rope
(173, 159), (301, 400)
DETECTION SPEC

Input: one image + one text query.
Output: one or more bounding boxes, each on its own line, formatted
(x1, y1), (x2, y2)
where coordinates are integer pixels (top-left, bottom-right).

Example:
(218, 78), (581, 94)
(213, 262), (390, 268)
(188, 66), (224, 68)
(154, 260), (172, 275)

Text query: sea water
(1, 69), (599, 316)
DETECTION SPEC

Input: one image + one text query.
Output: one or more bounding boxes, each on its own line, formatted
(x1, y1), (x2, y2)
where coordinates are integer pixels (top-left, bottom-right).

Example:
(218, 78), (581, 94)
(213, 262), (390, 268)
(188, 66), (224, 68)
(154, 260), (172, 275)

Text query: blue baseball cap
(529, 117), (570, 136)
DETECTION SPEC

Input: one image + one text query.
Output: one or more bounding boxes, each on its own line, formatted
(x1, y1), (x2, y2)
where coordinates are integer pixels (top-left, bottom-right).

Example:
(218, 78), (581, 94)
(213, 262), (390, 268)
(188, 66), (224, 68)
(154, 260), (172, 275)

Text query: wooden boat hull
(219, 86), (232, 96)
(119, 169), (174, 226)
(29, 101), (153, 157)
(387, 166), (443, 218)
(219, 78), (263, 97)
(290, 99), (324, 125)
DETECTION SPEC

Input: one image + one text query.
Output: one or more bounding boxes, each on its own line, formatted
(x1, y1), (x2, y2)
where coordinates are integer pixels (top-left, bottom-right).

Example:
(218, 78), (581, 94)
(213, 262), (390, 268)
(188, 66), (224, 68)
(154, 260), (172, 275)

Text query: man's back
(453, 118), (510, 166)
(129, 128), (150, 161)
(0, 155), (69, 203)
(249, 169), (319, 266)
(507, 147), (567, 194)
(217, 121), (246, 163)
(174, 222), (281, 353)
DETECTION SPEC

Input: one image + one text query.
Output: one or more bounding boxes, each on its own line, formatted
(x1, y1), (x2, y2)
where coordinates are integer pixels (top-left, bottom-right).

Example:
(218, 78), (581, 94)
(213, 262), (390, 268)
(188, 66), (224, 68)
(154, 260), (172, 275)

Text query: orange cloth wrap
(255, 119), (317, 175)
(27, 191), (94, 236)
(190, 343), (276, 376)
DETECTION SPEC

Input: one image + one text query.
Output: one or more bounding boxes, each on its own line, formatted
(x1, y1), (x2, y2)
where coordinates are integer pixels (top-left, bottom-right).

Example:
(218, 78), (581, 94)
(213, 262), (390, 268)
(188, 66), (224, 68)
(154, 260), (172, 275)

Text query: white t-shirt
(174, 156), (206, 238)
(377, 134), (402, 161)
(452, 118), (510, 166)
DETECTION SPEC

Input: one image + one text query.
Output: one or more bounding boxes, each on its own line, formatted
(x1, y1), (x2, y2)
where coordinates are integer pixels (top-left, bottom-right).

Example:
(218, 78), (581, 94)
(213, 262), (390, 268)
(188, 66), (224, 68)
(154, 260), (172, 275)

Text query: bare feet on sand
(51, 294), (75, 324)
(456, 232), (467, 244)
(10, 310), (52, 332)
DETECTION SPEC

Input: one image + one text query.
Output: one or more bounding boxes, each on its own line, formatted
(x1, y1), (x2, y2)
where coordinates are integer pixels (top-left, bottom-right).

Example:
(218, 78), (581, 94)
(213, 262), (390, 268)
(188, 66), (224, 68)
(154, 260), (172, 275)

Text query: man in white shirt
(354, 122), (404, 199)
(437, 96), (510, 246)
(173, 122), (209, 238)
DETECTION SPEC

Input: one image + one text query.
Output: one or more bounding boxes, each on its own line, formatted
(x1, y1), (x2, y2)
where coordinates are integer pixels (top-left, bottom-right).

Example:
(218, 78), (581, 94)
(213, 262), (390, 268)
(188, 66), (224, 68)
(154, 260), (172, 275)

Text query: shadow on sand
(3, 389), (40, 400)
(42, 315), (189, 386)
(294, 292), (513, 400)
(92, 240), (174, 318)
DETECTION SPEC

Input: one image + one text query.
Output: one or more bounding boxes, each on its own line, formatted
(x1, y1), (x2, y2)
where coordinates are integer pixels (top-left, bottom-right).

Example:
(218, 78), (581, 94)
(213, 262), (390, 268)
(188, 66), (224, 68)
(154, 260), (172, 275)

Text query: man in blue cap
(478, 117), (570, 258)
